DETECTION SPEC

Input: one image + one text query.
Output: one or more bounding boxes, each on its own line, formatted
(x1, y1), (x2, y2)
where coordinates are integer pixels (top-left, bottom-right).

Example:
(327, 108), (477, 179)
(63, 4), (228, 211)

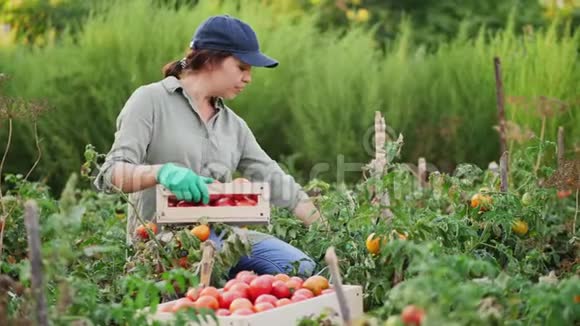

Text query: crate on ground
(149, 285), (363, 326)
(155, 181), (270, 225)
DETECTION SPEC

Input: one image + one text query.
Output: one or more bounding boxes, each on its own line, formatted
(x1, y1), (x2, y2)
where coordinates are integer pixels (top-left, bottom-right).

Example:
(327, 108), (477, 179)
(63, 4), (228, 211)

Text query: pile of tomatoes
(167, 194), (259, 208)
(159, 271), (332, 316)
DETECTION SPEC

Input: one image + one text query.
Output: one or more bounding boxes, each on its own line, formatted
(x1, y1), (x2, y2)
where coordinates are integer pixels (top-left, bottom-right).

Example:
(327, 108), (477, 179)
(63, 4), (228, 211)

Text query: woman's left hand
(292, 200), (322, 226)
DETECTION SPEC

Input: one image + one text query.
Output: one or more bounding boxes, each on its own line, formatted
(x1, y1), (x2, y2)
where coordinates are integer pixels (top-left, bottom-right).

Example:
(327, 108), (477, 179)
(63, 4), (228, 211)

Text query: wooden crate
(149, 285), (363, 326)
(155, 182), (270, 225)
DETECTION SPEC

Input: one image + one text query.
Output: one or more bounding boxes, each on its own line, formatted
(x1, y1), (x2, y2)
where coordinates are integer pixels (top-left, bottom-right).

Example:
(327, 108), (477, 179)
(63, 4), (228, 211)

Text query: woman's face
(208, 56), (252, 100)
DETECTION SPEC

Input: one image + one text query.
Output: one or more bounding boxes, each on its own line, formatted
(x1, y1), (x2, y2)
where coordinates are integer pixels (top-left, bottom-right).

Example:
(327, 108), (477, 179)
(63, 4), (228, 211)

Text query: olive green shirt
(93, 76), (308, 244)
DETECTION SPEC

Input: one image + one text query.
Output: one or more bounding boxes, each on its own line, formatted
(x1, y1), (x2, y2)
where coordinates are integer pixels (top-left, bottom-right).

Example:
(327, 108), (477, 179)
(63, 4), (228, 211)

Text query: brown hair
(162, 48), (232, 78)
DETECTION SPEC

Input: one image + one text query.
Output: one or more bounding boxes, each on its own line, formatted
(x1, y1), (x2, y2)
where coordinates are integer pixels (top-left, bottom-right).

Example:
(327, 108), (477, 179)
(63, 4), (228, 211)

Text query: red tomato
(275, 298), (292, 307)
(232, 307), (254, 316)
(219, 291), (244, 310)
(186, 287), (200, 301)
(291, 294), (309, 303)
(260, 274), (276, 284)
(254, 302), (275, 313)
(289, 276), (304, 286)
(271, 280), (291, 299)
(177, 257), (189, 269)
(229, 283), (250, 298)
(195, 295), (219, 310)
(216, 308), (231, 316)
(248, 276), (273, 301)
(254, 294), (278, 305)
(176, 201), (195, 207)
(286, 279), (302, 292)
(238, 273), (257, 285)
(229, 298), (253, 313)
(224, 279), (242, 291)
(167, 196), (179, 207)
(235, 196), (257, 206)
(233, 193), (247, 200)
(401, 305), (425, 326)
(293, 288), (314, 299)
(233, 194), (258, 202)
(172, 298), (197, 312)
(236, 270), (256, 279)
(213, 197), (236, 207)
(199, 286), (220, 299)
(274, 273), (290, 282)
(557, 189), (572, 199)
(135, 223), (158, 240)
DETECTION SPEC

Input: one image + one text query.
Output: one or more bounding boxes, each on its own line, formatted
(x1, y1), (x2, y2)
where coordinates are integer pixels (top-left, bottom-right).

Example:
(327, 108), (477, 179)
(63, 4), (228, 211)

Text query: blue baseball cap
(189, 15), (278, 68)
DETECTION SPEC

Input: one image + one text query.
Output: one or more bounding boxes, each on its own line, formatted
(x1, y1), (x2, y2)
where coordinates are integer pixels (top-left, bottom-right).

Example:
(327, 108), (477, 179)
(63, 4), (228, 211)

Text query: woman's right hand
(156, 163), (214, 204)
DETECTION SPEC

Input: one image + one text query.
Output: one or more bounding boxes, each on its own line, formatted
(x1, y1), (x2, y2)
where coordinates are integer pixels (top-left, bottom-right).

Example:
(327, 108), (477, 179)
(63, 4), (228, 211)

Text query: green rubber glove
(156, 163), (214, 204)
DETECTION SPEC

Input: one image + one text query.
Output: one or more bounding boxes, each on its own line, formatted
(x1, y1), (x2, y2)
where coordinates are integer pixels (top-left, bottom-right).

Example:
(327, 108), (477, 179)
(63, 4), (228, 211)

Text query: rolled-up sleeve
(93, 86), (154, 193)
(237, 121), (308, 210)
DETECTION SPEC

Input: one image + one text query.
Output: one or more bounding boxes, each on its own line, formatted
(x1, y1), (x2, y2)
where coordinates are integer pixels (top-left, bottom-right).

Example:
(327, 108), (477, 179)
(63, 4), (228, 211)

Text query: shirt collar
(213, 97), (226, 111)
(161, 76), (182, 93)
(161, 76), (225, 111)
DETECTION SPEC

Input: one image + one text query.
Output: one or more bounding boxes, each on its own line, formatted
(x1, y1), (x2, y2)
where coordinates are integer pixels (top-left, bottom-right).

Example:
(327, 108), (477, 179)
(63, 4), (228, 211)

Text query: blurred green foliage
(2, 0), (579, 47)
(0, 0), (578, 195)
(0, 0), (93, 46)
(307, 0), (547, 47)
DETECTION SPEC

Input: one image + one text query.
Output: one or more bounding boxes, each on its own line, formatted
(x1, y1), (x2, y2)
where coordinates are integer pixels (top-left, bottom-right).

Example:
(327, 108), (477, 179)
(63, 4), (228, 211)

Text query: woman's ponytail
(162, 58), (185, 78)
(161, 48), (232, 78)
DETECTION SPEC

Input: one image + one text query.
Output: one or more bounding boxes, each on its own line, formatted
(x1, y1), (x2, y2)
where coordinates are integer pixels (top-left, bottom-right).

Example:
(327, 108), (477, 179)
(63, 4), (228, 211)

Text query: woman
(94, 15), (322, 277)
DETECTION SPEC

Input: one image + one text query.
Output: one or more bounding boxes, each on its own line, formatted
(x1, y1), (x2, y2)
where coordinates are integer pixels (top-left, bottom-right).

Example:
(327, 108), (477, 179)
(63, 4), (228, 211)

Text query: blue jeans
(209, 228), (316, 279)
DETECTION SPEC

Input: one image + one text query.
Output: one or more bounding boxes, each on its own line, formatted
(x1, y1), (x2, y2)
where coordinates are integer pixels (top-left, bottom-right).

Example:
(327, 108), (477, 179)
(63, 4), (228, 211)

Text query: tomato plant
(1, 139), (577, 325)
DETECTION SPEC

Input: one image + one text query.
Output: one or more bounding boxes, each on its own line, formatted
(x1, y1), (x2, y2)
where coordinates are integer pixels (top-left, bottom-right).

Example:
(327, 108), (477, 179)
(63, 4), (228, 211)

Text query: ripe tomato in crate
(146, 271), (364, 326)
(155, 182), (270, 225)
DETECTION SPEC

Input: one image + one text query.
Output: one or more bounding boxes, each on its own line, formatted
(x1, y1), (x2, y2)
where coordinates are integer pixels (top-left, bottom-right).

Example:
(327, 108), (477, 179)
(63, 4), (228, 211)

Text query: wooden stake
(374, 111), (387, 175)
(324, 247), (350, 326)
(24, 200), (48, 326)
(199, 240), (216, 288)
(557, 126), (565, 168)
(494, 57), (507, 155)
(371, 111), (394, 220)
(500, 152), (509, 193)
(418, 158), (427, 189)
